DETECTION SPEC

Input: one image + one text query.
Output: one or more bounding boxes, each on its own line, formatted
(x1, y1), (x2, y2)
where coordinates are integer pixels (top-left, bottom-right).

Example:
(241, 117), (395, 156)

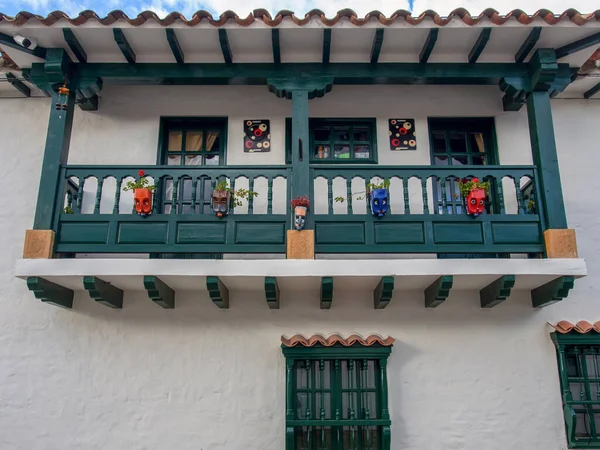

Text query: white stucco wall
(0, 88), (598, 450)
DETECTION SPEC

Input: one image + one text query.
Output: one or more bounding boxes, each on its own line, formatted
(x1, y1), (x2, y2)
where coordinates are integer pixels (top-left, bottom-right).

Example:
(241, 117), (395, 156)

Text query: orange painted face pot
(466, 188), (486, 217)
(134, 188), (153, 217)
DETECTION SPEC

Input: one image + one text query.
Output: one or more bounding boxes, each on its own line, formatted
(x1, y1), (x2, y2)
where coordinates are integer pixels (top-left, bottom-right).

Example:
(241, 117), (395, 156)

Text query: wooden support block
(373, 276), (394, 309)
(206, 276), (229, 309)
(83, 276), (123, 309)
(265, 277), (280, 309)
(321, 277), (333, 309)
(23, 230), (55, 259)
(143, 276), (175, 309)
(26, 276), (73, 309)
(480, 275), (515, 308)
(286, 230), (314, 260)
(425, 276), (453, 308)
(544, 229), (578, 258)
(531, 276), (575, 308)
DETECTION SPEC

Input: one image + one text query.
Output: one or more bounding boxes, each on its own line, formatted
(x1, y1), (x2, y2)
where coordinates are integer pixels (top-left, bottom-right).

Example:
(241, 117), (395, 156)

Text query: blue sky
(0, 0), (596, 21)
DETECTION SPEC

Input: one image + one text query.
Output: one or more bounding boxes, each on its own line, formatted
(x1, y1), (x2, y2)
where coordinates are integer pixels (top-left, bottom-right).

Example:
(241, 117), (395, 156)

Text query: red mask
(134, 188), (153, 217)
(466, 188), (486, 216)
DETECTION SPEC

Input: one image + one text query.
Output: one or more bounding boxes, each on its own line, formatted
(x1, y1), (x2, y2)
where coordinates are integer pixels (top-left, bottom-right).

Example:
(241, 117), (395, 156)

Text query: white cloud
(411, 0), (599, 15)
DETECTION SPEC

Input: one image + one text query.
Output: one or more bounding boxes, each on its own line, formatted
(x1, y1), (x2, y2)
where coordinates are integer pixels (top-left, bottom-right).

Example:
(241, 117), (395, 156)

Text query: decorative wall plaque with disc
(244, 120), (271, 152)
(389, 119), (416, 151)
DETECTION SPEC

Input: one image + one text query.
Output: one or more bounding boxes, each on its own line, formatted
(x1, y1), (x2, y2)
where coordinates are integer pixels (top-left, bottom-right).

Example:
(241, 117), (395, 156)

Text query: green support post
(526, 90), (567, 229)
(33, 85), (75, 230)
(291, 90), (310, 214)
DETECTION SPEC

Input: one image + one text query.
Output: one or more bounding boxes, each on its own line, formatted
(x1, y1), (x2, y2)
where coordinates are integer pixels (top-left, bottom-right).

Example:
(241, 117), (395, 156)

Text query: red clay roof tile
(551, 320), (600, 334)
(0, 8), (598, 27)
(281, 333), (394, 347)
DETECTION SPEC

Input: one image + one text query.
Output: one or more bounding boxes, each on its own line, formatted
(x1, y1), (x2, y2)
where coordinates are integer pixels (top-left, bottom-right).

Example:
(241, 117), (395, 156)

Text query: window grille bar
(579, 347), (598, 438)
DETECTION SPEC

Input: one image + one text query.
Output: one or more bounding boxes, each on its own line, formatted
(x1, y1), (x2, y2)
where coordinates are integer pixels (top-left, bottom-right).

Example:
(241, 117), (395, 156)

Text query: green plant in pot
(211, 180), (258, 218)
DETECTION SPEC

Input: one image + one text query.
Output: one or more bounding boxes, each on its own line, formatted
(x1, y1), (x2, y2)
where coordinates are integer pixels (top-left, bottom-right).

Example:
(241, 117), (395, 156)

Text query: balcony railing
(310, 165), (543, 254)
(56, 165), (291, 254)
(53, 164), (542, 256)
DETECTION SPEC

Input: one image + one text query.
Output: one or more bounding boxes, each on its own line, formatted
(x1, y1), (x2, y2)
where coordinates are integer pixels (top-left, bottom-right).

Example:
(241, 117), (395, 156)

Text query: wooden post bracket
(143, 276), (175, 309)
(83, 276), (123, 309)
(206, 276), (229, 309)
(321, 277), (333, 309)
(265, 276), (280, 309)
(373, 276), (394, 309)
(480, 275), (515, 308)
(425, 276), (454, 308)
(531, 276), (575, 308)
(26, 276), (73, 309)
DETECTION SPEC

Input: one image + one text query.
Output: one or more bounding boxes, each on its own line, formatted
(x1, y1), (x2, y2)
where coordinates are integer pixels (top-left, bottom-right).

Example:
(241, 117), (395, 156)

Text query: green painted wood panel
(58, 222), (109, 244)
(235, 222), (285, 244)
(491, 223), (541, 244)
(118, 222), (168, 244)
(315, 223), (366, 245)
(433, 223), (484, 244)
(177, 223), (226, 244)
(374, 223), (425, 244)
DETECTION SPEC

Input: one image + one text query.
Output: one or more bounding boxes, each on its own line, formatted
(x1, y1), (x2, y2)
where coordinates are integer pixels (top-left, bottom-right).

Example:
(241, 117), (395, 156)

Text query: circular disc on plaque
(391, 138), (400, 147)
(403, 122), (412, 130)
(263, 141), (270, 149)
(245, 140), (254, 149)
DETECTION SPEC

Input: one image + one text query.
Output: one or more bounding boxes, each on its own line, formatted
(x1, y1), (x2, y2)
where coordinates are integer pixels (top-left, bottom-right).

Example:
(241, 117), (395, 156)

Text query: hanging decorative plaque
(244, 120), (271, 152)
(388, 119), (416, 151)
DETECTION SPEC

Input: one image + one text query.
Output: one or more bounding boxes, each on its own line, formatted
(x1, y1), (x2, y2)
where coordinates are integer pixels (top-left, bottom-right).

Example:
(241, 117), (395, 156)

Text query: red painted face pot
(466, 188), (486, 217)
(134, 188), (153, 217)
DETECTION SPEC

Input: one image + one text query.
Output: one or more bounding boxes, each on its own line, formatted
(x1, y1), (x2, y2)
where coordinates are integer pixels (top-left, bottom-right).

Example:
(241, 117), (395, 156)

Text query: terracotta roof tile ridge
(551, 320), (600, 334)
(281, 333), (395, 347)
(0, 8), (599, 27)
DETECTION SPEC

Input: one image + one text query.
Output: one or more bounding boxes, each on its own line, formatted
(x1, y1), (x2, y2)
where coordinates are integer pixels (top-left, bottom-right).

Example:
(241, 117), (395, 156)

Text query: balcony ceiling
(0, 8), (599, 99)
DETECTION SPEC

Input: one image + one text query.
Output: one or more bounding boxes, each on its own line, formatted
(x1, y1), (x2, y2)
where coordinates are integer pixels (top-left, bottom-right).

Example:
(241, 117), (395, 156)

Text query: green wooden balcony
(51, 164), (542, 256)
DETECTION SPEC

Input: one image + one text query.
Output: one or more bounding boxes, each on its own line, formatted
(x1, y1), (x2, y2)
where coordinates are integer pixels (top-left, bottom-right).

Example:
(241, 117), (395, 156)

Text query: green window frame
(552, 331), (600, 448)
(286, 118), (378, 164)
(158, 117), (227, 166)
(282, 342), (392, 450)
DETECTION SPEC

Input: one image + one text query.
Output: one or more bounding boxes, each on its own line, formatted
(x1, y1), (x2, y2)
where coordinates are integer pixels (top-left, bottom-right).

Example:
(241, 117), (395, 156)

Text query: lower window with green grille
(552, 330), (600, 448)
(282, 337), (393, 450)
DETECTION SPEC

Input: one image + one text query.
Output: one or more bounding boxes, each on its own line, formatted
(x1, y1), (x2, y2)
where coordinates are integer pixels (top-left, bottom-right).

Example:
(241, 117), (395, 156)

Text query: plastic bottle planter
(294, 206), (307, 230)
(211, 190), (231, 218)
(466, 188), (486, 217)
(370, 188), (389, 217)
(134, 188), (153, 217)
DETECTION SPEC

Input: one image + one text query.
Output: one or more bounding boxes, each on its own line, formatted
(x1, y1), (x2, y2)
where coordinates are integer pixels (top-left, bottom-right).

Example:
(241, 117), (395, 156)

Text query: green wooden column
(33, 87), (76, 229)
(526, 91), (567, 229)
(267, 77), (333, 230)
(291, 90), (310, 204)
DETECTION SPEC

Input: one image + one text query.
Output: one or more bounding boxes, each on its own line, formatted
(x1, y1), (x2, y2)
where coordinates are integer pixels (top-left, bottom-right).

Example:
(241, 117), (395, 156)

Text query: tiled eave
(0, 8), (599, 27)
(14, 258), (587, 310)
(552, 320), (600, 333)
(281, 334), (395, 347)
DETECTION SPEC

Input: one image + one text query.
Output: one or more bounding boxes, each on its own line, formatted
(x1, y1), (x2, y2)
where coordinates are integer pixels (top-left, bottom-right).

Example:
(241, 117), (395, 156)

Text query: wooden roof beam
(218, 29), (233, 64)
(322, 29), (331, 64)
(556, 31), (600, 59)
(113, 28), (136, 64)
(166, 29), (184, 64)
(584, 81), (600, 99)
(370, 29), (384, 64)
(6, 72), (30, 97)
(63, 28), (87, 63)
(468, 28), (491, 63)
(272, 29), (281, 64)
(419, 29), (438, 63)
(515, 27), (541, 63)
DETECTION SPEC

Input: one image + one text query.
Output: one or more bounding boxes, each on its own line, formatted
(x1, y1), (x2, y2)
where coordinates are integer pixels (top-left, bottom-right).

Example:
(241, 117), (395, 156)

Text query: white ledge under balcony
(15, 258), (587, 310)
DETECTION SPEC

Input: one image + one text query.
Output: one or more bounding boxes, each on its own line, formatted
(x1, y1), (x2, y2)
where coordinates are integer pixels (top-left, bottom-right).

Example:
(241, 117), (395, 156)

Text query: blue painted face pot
(370, 188), (389, 217)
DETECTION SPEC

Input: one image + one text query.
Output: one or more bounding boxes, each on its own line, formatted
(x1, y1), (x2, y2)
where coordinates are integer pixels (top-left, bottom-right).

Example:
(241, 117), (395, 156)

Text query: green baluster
(327, 177), (333, 214)
(113, 176), (123, 214)
(513, 177), (524, 214)
(198, 176), (206, 214)
(495, 177), (505, 214)
(94, 177), (103, 214)
(346, 177), (353, 215)
(334, 360), (341, 420)
(171, 178), (179, 215)
(440, 177), (447, 215)
(229, 178), (235, 212)
(267, 177), (273, 215)
(421, 178), (429, 214)
(402, 178), (410, 214)
(75, 179), (84, 213)
(191, 178), (198, 213)
(66, 191), (73, 213)
(152, 178), (160, 215)
(248, 177), (255, 214)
